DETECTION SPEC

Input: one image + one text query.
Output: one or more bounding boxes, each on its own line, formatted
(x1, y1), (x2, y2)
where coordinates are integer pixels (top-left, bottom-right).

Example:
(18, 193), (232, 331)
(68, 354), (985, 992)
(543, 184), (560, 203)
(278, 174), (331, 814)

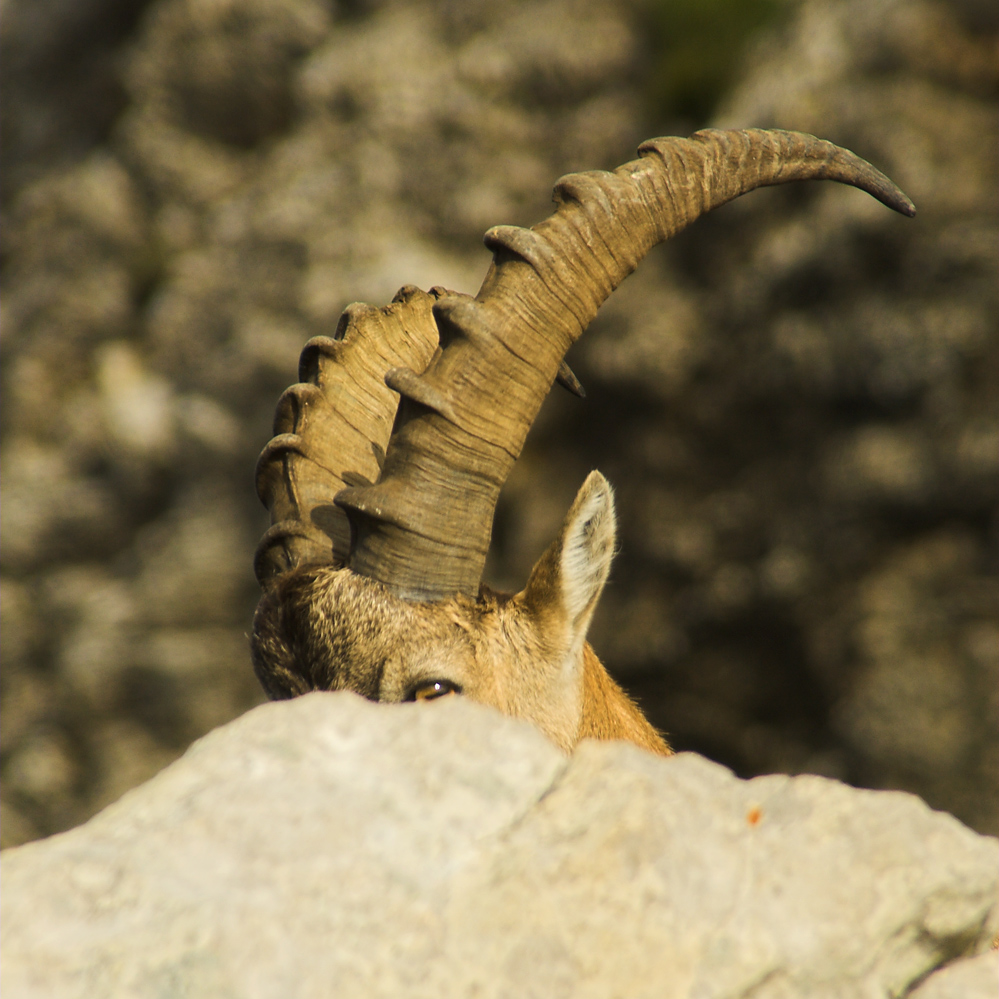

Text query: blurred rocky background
(1, 0), (996, 847)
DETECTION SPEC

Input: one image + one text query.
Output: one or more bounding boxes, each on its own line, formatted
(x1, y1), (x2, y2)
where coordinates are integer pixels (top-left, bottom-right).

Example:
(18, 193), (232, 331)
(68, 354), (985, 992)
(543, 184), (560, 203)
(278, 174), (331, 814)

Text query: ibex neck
(578, 644), (672, 756)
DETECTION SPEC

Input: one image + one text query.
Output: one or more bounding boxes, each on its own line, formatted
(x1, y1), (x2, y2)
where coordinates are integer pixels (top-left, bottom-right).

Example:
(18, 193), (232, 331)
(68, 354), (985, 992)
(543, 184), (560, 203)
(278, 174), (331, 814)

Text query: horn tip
(876, 184), (916, 218)
(556, 360), (586, 398)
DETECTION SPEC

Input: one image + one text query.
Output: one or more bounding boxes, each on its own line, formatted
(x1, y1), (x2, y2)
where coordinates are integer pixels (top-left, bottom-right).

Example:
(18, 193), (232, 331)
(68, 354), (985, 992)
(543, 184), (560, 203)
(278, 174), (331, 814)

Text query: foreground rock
(2, 694), (996, 998)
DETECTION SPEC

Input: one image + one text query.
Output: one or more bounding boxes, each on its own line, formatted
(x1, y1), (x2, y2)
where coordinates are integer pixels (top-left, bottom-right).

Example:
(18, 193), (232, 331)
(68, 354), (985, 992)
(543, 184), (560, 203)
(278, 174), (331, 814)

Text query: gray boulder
(910, 951), (998, 999)
(2, 693), (996, 998)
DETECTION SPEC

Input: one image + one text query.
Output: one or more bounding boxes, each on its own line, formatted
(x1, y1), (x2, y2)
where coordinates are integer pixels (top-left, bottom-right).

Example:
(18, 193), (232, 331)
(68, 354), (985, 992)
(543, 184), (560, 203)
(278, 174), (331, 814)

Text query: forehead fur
(251, 565), (507, 701)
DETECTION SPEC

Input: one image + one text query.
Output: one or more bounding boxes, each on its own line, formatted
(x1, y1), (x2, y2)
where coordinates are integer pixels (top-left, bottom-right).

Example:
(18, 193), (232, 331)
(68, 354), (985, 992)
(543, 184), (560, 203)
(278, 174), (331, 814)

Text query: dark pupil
(410, 679), (460, 701)
(418, 680), (455, 700)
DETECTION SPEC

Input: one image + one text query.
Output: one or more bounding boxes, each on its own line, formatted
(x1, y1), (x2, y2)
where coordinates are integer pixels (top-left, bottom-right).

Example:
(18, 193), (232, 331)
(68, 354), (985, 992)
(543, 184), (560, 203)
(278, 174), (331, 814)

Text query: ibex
(251, 129), (914, 756)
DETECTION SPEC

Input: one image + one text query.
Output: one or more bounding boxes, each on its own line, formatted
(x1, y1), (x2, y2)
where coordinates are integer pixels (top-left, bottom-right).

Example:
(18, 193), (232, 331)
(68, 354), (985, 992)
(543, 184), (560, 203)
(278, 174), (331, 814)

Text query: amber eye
(410, 680), (461, 702)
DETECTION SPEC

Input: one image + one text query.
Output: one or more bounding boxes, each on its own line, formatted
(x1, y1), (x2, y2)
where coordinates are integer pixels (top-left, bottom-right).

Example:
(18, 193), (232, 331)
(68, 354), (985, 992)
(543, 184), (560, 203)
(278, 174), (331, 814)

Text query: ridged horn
(253, 284), (440, 585)
(335, 129), (914, 601)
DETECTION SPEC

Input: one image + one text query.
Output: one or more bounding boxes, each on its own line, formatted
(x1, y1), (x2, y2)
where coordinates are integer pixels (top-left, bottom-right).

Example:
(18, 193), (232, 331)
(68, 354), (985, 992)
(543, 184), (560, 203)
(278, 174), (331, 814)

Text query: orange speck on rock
(747, 806), (762, 826)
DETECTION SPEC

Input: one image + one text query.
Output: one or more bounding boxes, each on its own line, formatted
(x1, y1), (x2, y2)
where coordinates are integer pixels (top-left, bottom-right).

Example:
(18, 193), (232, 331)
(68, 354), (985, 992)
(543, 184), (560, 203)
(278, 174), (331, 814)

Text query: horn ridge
(333, 129), (914, 601)
(253, 287), (440, 585)
(384, 367), (459, 423)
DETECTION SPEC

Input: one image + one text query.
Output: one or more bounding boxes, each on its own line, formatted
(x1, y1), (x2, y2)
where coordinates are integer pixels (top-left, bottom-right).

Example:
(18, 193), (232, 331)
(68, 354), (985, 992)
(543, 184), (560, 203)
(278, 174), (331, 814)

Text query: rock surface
(2, 693), (996, 998)
(566, 0), (999, 833)
(909, 951), (999, 999)
(0, 0), (647, 847)
(2, 0), (997, 848)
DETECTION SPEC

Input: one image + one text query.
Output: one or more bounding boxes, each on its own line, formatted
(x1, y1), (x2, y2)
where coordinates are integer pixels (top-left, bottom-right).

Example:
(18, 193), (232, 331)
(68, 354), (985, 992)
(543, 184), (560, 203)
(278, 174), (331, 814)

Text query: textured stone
(2, 693), (996, 998)
(560, 0), (999, 832)
(0, 0), (645, 845)
(909, 951), (999, 999)
(2, 0), (996, 850)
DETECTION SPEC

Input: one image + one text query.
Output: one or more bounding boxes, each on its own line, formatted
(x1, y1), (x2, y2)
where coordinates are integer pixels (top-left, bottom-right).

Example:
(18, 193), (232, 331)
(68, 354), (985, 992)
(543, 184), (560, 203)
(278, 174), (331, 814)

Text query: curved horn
(254, 284), (440, 585)
(336, 128), (915, 601)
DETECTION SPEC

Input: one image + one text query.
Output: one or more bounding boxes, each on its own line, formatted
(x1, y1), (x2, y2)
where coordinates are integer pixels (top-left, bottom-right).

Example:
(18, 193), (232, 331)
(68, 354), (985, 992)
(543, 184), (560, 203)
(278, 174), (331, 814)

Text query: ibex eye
(410, 680), (460, 702)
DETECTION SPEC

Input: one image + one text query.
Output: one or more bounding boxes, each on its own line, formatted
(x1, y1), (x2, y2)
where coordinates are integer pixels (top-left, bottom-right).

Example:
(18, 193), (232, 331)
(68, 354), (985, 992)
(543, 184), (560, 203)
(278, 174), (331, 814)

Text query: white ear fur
(558, 470), (617, 629)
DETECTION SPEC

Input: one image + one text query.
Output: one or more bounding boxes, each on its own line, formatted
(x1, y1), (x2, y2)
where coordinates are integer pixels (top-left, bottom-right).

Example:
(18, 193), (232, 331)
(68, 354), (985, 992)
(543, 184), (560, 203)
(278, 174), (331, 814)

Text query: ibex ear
(522, 471), (617, 637)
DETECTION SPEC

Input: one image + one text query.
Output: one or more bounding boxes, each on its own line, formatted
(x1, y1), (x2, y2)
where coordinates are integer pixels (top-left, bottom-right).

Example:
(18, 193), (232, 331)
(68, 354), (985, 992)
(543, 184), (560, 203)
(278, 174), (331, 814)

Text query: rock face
(557, 0), (999, 835)
(0, 0), (646, 847)
(2, 0), (997, 849)
(2, 694), (996, 998)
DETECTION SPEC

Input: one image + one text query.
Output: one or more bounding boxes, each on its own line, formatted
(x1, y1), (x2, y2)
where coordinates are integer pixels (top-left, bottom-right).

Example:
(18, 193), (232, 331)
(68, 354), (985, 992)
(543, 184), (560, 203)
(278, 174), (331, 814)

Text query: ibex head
(252, 129), (914, 754)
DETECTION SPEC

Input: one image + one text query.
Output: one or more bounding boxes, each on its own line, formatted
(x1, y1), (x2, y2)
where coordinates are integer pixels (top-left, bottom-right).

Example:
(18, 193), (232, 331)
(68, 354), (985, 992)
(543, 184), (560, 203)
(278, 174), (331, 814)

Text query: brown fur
(251, 133), (914, 756)
(252, 472), (671, 756)
(580, 644), (672, 755)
